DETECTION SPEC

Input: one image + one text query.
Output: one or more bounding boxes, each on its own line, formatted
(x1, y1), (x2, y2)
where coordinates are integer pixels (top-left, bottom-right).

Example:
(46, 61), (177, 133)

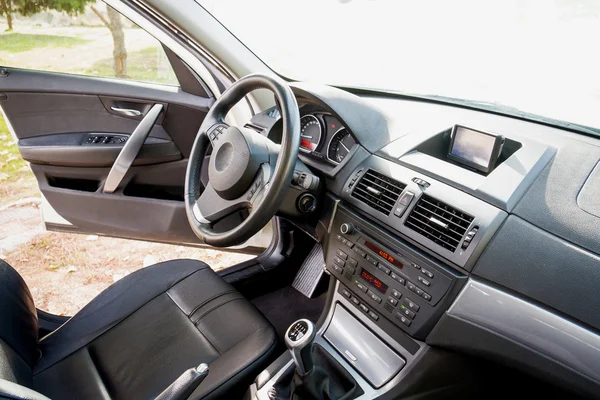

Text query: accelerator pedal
(292, 243), (326, 298)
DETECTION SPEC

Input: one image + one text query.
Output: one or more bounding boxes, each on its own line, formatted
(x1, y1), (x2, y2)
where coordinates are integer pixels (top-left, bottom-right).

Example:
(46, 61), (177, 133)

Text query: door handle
(103, 103), (163, 194)
(110, 106), (143, 117)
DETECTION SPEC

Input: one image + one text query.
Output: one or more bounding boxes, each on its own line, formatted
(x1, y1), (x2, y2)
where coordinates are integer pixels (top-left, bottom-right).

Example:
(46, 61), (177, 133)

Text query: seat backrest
(0, 260), (38, 387)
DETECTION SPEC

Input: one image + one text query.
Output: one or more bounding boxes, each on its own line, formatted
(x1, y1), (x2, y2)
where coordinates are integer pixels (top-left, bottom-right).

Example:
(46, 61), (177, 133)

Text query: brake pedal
(292, 243), (325, 298)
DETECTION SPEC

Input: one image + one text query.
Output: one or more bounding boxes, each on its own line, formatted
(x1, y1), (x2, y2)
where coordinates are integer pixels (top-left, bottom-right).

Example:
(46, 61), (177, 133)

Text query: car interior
(1, 1), (600, 400)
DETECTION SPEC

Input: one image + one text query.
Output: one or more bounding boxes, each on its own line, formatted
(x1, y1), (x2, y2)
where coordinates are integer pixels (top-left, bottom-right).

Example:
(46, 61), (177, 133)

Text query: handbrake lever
(154, 363), (209, 400)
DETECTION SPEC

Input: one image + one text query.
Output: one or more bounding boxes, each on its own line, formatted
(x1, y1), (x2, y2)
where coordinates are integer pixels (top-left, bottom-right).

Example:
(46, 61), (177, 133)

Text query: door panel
(0, 67), (229, 248)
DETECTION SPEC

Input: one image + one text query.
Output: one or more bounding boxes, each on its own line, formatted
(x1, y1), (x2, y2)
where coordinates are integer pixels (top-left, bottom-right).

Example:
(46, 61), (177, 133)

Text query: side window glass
(0, 4), (178, 86)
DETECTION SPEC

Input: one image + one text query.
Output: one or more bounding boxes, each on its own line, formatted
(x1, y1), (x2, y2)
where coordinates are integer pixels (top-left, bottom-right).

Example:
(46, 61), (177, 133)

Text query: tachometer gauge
(327, 128), (356, 164)
(300, 115), (323, 152)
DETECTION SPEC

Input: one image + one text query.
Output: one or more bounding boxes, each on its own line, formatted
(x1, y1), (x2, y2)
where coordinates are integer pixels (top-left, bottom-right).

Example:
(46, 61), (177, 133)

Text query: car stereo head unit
(447, 125), (505, 174)
(326, 206), (463, 339)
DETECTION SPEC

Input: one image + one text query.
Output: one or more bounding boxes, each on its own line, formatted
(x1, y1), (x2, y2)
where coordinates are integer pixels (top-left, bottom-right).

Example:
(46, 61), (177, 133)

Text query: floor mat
(251, 286), (327, 343)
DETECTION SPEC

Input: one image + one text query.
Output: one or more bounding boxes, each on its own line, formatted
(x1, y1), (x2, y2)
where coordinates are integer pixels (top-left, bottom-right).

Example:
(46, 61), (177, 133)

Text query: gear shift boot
(272, 344), (363, 400)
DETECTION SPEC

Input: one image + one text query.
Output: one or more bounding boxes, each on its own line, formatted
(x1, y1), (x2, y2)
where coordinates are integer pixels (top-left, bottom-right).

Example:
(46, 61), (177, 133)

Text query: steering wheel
(185, 74), (300, 247)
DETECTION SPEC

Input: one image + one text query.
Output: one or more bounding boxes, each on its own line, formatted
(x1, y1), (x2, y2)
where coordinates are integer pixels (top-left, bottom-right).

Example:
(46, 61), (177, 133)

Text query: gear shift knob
(284, 319), (316, 375)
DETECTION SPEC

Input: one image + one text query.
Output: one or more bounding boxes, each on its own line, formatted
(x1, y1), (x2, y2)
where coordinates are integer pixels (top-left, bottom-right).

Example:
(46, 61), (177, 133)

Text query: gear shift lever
(285, 319), (316, 375)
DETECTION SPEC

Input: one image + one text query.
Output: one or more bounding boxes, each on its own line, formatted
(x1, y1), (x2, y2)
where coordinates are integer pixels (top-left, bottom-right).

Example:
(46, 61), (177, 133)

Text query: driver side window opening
(0, 3), (179, 86)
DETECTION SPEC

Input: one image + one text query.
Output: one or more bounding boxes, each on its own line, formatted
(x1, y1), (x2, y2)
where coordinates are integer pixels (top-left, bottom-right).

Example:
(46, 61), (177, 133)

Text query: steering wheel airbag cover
(208, 126), (269, 200)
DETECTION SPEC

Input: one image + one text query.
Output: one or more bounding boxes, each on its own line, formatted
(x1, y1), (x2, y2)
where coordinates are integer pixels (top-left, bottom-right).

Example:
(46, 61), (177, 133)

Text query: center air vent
(405, 194), (474, 252)
(351, 170), (406, 215)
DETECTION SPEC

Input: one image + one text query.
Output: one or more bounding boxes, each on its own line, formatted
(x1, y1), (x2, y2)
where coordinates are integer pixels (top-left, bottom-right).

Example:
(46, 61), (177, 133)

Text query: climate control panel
(326, 204), (467, 339)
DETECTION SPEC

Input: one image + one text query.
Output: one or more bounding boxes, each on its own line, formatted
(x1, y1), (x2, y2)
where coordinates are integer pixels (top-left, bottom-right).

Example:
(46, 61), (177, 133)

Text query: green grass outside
(0, 32), (90, 53)
(83, 46), (179, 85)
(0, 113), (39, 207)
(0, 115), (27, 180)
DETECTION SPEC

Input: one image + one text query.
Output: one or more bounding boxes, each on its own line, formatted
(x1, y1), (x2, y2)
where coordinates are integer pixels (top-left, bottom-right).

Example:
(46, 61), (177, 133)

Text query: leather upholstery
(0, 259), (277, 400)
(0, 260), (38, 371)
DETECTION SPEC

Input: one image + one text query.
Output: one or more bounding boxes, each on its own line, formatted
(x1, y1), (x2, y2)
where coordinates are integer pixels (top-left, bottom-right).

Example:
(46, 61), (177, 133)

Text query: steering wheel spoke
(206, 122), (230, 147)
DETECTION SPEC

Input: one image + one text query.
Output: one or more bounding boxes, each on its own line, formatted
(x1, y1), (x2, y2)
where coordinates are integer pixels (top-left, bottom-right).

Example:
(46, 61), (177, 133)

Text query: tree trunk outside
(1, 0), (13, 31)
(106, 6), (127, 78)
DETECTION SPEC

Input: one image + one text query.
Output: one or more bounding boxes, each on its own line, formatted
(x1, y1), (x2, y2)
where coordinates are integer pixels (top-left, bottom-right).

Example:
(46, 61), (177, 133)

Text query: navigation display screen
(448, 125), (503, 173)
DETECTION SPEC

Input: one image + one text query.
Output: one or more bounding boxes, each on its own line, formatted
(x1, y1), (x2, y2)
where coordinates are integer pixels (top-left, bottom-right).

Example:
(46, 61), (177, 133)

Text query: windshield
(197, 0), (600, 131)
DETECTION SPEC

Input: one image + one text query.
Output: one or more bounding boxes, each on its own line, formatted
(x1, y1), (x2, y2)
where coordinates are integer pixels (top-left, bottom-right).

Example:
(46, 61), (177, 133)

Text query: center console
(326, 205), (466, 341)
(249, 203), (471, 400)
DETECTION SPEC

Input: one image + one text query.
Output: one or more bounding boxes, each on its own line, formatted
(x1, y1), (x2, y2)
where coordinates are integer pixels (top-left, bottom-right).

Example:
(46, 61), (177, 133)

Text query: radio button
(345, 241), (354, 249)
(387, 297), (398, 307)
(403, 298), (420, 312)
(368, 311), (379, 321)
(415, 286), (424, 296)
(365, 255), (378, 266)
(391, 272), (405, 286)
(395, 313), (412, 327)
(421, 268), (434, 279)
(367, 290), (382, 304)
(333, 264), (343, 274)
(422, 292), (432, 301)
(334, 256), (346, 266)
(341, 288), (352, 298)
(399, 305), (416, 319)
(392, 289), (402, 299)
(351, 296), (360, 306)
(336, 249), (348, 260)
(378, 264), (391, 275)
(418, 276), (431, 287)
(356, 282), (368, 293)
(346, 266), (356, 275)
(411, 262), (421, 270)
(348, 258), (358, 268)
(407, 281), (417, 292)
(353, 248), (367, 258)
(359, 304), (369, 313)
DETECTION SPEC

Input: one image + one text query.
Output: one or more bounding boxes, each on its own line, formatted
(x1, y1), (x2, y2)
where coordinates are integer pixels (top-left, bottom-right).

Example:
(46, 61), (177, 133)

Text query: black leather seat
(0, 258), (277, 400)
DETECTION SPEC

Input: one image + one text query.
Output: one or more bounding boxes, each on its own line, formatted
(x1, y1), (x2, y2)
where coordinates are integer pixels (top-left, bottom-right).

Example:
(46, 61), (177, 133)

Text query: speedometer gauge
(300, 115), (323, 152)
(327, 128), (356, 164)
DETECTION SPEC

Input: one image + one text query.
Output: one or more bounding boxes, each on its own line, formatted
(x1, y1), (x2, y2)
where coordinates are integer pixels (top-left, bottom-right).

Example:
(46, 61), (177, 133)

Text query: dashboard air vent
(405, 194), (474, 252)
(351, 169), (406, 215)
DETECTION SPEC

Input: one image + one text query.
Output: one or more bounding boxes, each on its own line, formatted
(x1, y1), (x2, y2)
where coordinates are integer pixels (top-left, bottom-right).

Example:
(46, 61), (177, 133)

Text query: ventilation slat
(405, 194), (474, 252)
(351, 169), (406, 215)
(353, 187), (398, 206)
(419, 198), (473, 225)
(405, 220), (461, 249)
(409, 209), (465, 240)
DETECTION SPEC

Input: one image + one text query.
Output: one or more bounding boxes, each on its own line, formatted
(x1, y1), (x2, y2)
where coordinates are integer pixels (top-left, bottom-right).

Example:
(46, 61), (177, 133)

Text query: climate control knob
(340, 223), (354, 235)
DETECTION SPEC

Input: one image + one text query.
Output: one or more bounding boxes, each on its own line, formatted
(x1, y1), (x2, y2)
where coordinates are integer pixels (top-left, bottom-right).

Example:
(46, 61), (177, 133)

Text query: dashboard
(248, 82), (600, 399)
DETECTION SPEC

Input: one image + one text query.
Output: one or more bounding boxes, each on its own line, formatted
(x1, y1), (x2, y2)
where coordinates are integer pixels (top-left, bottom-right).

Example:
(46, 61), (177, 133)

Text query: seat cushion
(32, 259), (277, 400)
